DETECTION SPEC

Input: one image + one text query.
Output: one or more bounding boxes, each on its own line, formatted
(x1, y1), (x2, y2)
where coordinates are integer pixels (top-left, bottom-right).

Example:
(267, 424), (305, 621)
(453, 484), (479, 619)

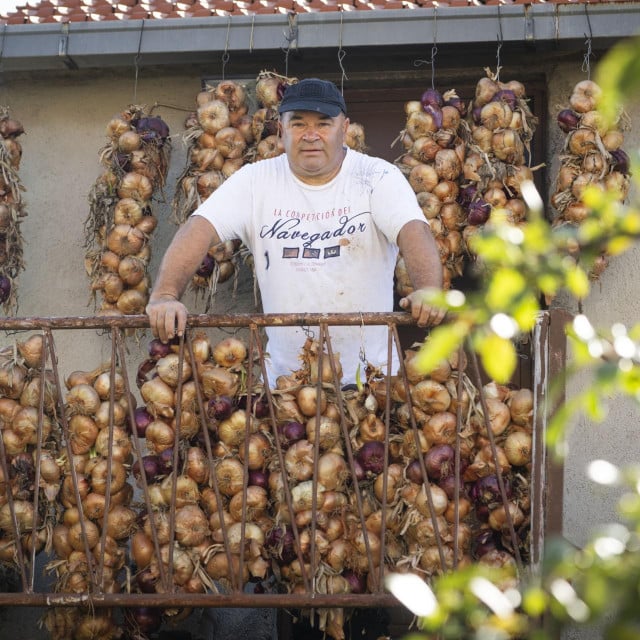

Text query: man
(147, 77), (445, 382)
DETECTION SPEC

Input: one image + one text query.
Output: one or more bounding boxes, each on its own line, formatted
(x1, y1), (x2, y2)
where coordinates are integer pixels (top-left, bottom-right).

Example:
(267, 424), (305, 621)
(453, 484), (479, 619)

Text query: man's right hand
(146, 295), (188, 343)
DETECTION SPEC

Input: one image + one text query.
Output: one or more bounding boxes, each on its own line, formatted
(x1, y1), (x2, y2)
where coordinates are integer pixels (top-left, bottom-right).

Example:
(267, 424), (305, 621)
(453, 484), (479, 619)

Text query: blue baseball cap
(278, 78), (347, 117)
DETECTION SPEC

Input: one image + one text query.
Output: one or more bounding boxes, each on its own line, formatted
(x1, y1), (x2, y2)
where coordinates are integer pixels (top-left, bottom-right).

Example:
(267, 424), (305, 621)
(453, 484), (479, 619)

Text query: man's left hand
(399, 287), (447, 328)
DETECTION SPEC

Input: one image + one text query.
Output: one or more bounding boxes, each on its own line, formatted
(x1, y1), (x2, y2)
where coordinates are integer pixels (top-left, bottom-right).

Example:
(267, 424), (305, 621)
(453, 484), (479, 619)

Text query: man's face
(280, 110), (350, 185)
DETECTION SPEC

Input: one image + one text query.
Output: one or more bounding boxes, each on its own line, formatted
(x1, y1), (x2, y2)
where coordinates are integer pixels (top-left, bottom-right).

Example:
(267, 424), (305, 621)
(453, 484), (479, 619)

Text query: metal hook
(282, 12), (298, 78)
(337, 10), (348, 93)
(221, 16), (231, 80)
(133, 19), (145, 103)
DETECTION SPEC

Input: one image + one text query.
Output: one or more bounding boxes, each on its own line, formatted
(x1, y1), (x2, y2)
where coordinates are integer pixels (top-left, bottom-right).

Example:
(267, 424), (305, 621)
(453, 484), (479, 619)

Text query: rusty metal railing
(0, 312), (537, 611)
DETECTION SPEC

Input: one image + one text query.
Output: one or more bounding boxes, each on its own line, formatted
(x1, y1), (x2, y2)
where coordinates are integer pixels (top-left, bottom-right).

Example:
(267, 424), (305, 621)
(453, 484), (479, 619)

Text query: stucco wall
(545, 61), (640, 552)
(0, 58), (638, 637)
(2, 69), (257, 367)
(0, 68), (258, 639)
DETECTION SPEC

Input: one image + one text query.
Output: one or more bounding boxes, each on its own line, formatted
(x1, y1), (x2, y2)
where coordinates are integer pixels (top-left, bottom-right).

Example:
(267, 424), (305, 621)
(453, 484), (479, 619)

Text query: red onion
(610, 149), (630, 175)
(157, 447), (176, 475)
(424, 103), (443, 129)
(134, 406), (154, 437)
(342, 570), (367, 594)
(136, 358), (156, 389)
(132, 455), (161, 484)
(420, 88), (443, 109)
(444, 94), (468, 117)
(148, 338), (173, 359)
(467, 198), (491, 226)
(277, 420), (305, 448)
(196, 254), (215, 278)
(356, 441), (386, 475)
(473, 529), (501, 559)
(240, 393), (270, 418)
(470, 474), (512, 507)
(128, 606), (162, 634)
(406, 458), (425, 485)
(437, 473), (467, 500)
(557, 108), (580, 133)
(0, 276), (11, 304)
(265, 526), (297, 565)
(134, 116), (170, 144)
(207, 395), (235, 421)
(136, 568), (159, 593)
(457, 184), (478, 207)
(493, 89), (517, 109)
(248, 469), (269, 489)
(424, 444), (455, 480)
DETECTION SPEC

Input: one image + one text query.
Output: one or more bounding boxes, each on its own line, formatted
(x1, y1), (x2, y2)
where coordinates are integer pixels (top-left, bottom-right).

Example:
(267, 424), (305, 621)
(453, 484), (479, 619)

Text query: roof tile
(0, 0), (634, 23)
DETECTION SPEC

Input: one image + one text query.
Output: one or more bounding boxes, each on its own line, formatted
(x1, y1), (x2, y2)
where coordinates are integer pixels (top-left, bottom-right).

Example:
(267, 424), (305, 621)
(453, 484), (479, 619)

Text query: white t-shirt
(193, 148), (425, 384)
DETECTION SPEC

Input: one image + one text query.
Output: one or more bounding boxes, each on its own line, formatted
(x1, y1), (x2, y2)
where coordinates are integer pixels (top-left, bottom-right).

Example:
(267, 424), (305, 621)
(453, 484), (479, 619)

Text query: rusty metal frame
(0, 311), (551, 611)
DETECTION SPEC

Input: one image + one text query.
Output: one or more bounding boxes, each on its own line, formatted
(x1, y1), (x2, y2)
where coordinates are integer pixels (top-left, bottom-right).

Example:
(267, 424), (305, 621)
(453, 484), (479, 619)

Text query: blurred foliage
(393, 36), (640, 640)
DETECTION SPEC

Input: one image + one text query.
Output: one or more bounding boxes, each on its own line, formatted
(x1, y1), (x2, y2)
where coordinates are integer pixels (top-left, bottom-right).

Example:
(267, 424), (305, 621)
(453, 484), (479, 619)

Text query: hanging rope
(221, 16), (231, 80)
(133, 19), (145, 103)
(581, 4), (594, 79)
(282, 12), (298, 78)
(337, 10), (348, 93)
(495, 5), (504, 81)
(413, 7), (437, 89)
(0, 24), (6, 76)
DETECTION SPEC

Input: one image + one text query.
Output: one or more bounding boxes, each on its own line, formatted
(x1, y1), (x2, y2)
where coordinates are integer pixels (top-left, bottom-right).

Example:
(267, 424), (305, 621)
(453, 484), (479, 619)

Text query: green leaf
(477, 333), (517, 384)
(512, 294), (540, 332)
(565, 262), (590, 299)
(486, 268), (526, 311)
(595, 36), (640, 127)
(606, 236), (634, 256)
(584, 388), (607, 422)
(355, 363), (363, 392)
(522, 586), (549, 617)
(415, 321), (470, 375)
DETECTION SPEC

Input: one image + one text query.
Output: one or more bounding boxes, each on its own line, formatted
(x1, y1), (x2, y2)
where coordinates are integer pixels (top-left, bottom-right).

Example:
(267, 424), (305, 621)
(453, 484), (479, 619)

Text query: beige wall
(1, 69), (256, 377)
(0, 60), (639, 634)
(545, 62), (640, 552)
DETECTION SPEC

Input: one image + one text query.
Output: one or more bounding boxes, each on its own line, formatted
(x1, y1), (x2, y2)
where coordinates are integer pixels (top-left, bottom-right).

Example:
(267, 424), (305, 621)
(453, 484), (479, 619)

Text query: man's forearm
(150, 216), (218, 302)
(397, 220), (443, 290)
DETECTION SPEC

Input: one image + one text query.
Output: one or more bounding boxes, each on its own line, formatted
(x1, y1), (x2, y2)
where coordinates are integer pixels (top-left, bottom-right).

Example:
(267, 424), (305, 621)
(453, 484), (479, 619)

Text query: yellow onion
(117, 171), (154, 202)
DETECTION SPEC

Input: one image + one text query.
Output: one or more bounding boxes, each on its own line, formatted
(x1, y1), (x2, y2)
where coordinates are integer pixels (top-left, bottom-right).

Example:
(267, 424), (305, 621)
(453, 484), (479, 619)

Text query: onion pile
(550, 79), (630, 280)
(248, 70), (294, 163)
(462, 69), (539, 270)
(172, 79), (255, 307)
(85, 105), (170, 317)
(394, 86), (471, 290)
(172, 72), (301, 311)
(44, 360), (136, 640)
(0, 334), (59, 569)
(394, 71), (540, 296)
(0, 107), (27, 313)
(0, 328), (532, 640)
(131, 334), (253, 606)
